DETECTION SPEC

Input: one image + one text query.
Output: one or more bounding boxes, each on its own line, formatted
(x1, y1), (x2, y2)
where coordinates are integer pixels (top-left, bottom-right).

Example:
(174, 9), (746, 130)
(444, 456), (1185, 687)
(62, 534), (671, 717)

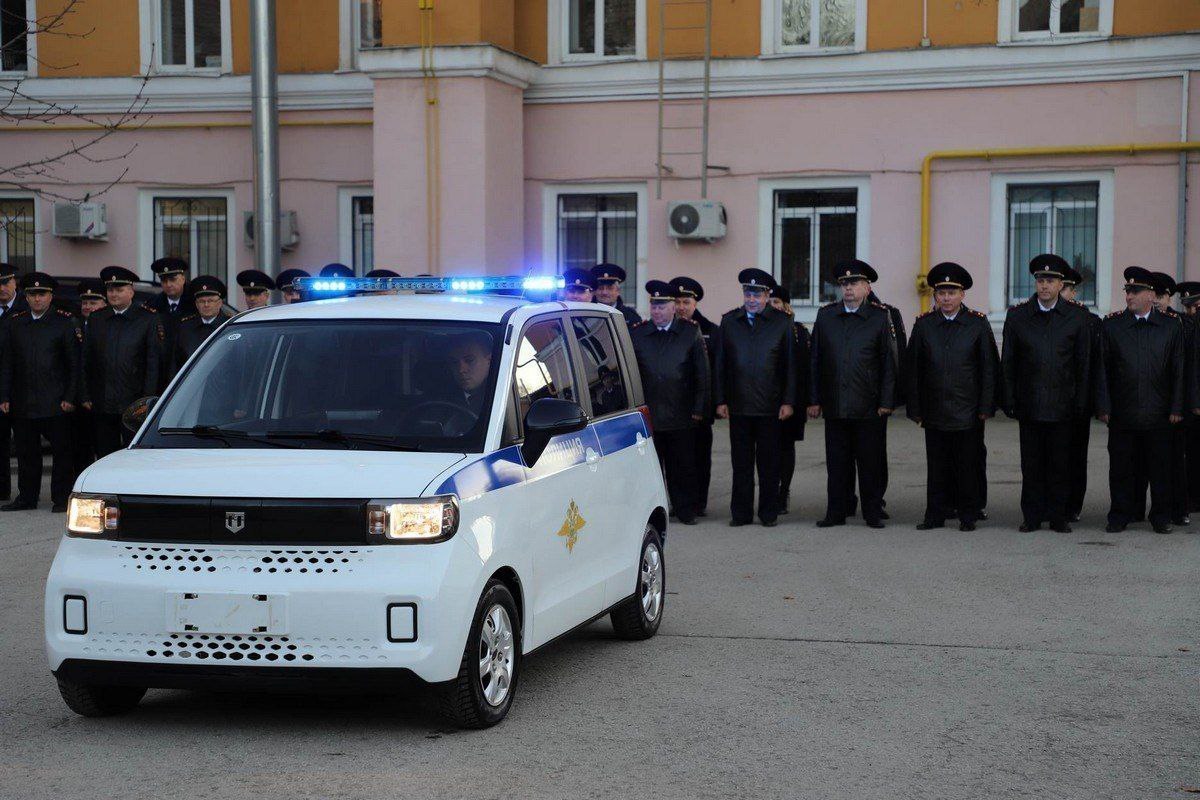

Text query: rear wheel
(610, 526), (665, 640)
(437, 580), (521, 729)
(55, 677), (146, 717)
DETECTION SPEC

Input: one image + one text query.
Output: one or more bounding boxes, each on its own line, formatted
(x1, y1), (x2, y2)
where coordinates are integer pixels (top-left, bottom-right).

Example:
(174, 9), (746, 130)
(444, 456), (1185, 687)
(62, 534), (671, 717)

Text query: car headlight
(366, 496), (459, 544)
(67, 494), (120, 537)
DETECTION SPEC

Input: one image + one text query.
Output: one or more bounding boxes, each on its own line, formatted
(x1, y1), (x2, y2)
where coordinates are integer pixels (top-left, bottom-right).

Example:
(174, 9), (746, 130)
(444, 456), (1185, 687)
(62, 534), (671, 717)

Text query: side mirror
(521, 398), (588, 467)
(121, 396), (159, 434)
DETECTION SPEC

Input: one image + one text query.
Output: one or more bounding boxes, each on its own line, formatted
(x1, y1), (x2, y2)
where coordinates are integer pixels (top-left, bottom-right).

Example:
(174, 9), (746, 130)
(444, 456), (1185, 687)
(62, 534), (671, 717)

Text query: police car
(45, 276), (668, 728)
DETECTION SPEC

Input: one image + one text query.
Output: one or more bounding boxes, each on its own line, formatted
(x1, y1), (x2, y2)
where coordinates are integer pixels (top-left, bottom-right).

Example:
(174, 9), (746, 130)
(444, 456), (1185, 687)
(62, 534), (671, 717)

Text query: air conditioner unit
(243, 210), (300, 250)
(52, 202), (108, 239)
(667, 200), (726, 241)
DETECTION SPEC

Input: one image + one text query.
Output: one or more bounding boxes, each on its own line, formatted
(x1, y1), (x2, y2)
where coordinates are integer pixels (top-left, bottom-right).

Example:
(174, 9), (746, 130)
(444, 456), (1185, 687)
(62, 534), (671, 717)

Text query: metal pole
(700, 0), (711, 199)
(250, 0), (280, 276)
(1178, 70), (1190, 281)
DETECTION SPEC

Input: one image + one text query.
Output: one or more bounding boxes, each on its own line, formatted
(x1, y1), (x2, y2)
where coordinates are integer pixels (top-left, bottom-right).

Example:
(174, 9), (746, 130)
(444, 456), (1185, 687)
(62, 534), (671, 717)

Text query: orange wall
(869, 0), (998, 51)
(648, 0), (761, 59)
(231, 0), (341, 74)
(381, 0), (485, 47)
(1114, 0), (1200, 37)
(35, 0), (140, 77)
(515, 0), (548, 61)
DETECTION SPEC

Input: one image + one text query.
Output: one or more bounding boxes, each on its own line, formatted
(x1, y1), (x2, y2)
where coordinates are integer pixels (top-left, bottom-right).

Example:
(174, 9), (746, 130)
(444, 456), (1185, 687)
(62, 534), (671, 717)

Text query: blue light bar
(295, 275), (566, 294)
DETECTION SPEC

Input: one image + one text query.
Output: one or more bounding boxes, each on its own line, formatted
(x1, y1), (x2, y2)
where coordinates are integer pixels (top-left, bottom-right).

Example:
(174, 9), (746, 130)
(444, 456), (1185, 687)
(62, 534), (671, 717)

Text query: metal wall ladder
(655, 0), (713, 200)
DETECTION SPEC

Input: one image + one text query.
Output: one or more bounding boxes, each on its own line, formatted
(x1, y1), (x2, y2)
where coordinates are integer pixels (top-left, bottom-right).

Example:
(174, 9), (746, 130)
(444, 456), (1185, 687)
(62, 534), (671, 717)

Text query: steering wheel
(407, 400), (478, 437)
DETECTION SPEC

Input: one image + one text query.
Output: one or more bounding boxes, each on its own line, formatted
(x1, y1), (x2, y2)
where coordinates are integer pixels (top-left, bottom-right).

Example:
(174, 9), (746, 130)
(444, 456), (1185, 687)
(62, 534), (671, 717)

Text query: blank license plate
(168, 593), (287, 635)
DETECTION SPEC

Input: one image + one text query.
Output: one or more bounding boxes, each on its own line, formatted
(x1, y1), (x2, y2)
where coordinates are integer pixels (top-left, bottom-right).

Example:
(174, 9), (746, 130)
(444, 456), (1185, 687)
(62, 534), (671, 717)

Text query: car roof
(231, 293), (624, 325)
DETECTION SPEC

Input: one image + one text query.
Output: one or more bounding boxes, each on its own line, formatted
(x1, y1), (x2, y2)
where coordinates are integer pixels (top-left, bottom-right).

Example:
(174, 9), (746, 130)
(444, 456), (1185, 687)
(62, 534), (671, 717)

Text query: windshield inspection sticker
(226, 333), (242, 341)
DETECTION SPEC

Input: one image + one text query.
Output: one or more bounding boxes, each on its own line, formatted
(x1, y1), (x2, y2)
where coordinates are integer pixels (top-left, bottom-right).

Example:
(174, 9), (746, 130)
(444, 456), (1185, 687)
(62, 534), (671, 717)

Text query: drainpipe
(250, 0), (281, 276)
(1178, 71), (1191, 281)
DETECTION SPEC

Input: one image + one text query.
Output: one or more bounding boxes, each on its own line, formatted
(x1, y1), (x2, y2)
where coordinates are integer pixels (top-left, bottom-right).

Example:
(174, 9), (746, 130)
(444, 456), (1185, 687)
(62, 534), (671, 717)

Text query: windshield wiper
(264, 429), (424, 451)
(157, 425), (298, 448)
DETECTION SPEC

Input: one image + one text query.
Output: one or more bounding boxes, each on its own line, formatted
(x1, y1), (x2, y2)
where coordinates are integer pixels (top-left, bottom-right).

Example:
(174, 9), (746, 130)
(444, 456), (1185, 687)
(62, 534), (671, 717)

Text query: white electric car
(45, 277), (668, 728)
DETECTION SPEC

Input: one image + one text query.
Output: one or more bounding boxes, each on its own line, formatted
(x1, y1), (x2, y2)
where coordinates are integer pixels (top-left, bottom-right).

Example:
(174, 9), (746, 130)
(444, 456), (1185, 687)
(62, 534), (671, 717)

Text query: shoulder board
(821, 301), (839, 309)
(55, 308), (73, 317)
(1105, 311), (1122, 319)
(970, 309), (987, 318)
(915, 310), (933, 320)
(141, 304), (157, 314)
(679, 317), (697, 326)
(1008, 303), (1022, 311)
(181, 314), (198, 322)
(869, 301), (885, 309)
(11, 310), (28, 318)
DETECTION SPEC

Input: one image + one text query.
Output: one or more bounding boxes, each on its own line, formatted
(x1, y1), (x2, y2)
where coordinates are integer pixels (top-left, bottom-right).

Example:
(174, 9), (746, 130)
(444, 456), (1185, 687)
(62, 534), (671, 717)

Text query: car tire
(609, 526), (665, 641)
(55, 677), (146, 717)
(437, 580), (521, 729)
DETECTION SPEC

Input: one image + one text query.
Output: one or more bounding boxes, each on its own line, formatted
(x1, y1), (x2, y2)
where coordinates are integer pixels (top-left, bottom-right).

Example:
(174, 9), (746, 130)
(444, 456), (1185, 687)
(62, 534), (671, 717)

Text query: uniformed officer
(82, 266), (163, 456)
(861, 284), (907, 520)
(1150, 271), (1197, 527)
(71, 278), (106, 478)
(768, 284), (811, 516)
(148, 257), (194, 391)
(1177, 280), (1200, 512)
(320, 263), (355, 279)
(277, 269), (310, 304)
(904, 263), (996, 531)
(361, 268), (401, 296)
(1095, 267), (1185, 533)
(237, 269), (275, 310)
(671, 276), (718, 516)
(0, 273), (81, 512)
(808, 259), (898, 528)
(629, 280), (710, 526)
(715, 268), (796, 527)
(561, 269), (597, 303)
(1059, 266), (1103, 523)
(174, 277), (233, 373)
(591, 264), (642, 325)
(0, 262), (29, 501)
(1000, 253), (1092, 533)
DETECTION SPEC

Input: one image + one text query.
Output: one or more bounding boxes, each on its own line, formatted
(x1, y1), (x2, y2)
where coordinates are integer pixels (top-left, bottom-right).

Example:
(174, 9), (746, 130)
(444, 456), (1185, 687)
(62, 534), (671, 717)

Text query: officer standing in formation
(1149, 271), (1198, 527)
(561, 269), (597, 302)
(904, 263), (996, 531)
(148, 257), (194, 390)
(768, 284), (811, 516)
(0, 273), (81, 512)
(671, 276), (719, 516)
(808, 260), (898, 528)
(629, 280), (710, 526)
(237, 270), (275, 309)
(0, 262), (28, 503)
(174, 277), (233, 372)
(71, 279), (107, 477)
(714, 268), (795, 527)
(592, 264), (642, 325)
(1058, 266), (1102, 522)
(1177, 280), (1200, 512)
(277, 269), (310, 304)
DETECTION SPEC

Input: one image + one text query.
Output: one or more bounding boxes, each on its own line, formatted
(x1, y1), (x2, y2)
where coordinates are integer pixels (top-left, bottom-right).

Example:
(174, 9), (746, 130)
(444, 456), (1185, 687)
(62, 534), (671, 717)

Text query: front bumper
(45, 536), (481, 684)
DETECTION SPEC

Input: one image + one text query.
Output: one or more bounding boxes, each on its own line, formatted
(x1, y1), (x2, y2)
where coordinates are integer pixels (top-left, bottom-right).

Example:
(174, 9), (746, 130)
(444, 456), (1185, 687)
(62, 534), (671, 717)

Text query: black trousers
(1017, 421), (1072, 527)
(1108, 427), (1173, 528)
(729, 415), (782, 524)
(656, 427), (698, 522)
(976, 421), (989, 511)
(824, 417), (886, 523)
(1171, 426), (1188, 522)
(71, 406), (96, 480)
(923, 425), (984, 525)
(779, 441), (796, 504)
(693, 422), (714, 514)
(1066, 415), (1092, 518)
(1186, 417), (1200, 512)
(94, 413), (132, 458)
(13, 415), (73, 505)
(0, 407), (10, 499)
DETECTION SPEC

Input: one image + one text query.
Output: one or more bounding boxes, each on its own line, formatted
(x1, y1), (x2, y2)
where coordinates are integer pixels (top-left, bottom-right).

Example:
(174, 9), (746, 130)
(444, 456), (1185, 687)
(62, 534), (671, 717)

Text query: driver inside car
(446, 332), (494, 417)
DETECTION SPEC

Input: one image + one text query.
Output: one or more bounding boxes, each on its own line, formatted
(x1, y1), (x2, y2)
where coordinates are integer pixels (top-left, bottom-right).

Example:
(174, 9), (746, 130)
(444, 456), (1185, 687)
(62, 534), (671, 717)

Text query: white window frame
(988, 170), (1113, 321)
(338, 0), (381, 71)
(548, 0), (646, 66)
(138, 0), (232, 75)
(761, 0), (867, 58)
(758, 175), (871, 323)
(0, 0), (35, 76)
(338, 186), (374, 275)
(541, 182), (649, 314)
(138, 188), (237, 288)
(997, 0), (1113, 45)
(0, 191), (39, 268)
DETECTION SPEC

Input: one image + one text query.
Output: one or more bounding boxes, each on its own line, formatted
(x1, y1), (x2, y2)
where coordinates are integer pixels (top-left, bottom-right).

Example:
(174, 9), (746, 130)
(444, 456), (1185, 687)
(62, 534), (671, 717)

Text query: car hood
(78, 448), (467, 499)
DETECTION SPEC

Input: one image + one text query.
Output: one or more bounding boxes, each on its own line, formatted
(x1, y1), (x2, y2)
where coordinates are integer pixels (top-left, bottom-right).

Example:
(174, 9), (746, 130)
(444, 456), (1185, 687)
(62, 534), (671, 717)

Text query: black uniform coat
(1, 308), (81, 418)
(691, 309), (719, 421)
(1094, 308), (1184, 430)
(903, 305), (997, 431)
(173, 312), (231, 374)
(148, 291), (195, 389)
(809, 301), (898, 419)
(1000, 297), (1092, 422)
(82, 304), (162, 414)
(713, 304), (796, 416)
(868, 292), (907, 403)
(612, 298), (642, 326)
(783, 320), (811, 441)
(629, 318), (710, 432)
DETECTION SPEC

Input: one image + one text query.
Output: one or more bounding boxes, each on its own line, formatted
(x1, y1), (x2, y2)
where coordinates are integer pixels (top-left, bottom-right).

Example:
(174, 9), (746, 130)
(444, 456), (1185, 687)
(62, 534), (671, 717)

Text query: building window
(555, 193), (638, 307)
(563, 0), (637, 60)
(351, 195), (374, 275)
(356, 0), (381, 49)
(772, 188), (859, 307)
(1006, 182), (1099, 306)
(767, 0), (864, 54)
(153, 197), (228, 279)
(0, 197), (36, 270)
(1001, 0), (1111, 42)
(156, 0), (225, 70)
(0, 0), (29, 72)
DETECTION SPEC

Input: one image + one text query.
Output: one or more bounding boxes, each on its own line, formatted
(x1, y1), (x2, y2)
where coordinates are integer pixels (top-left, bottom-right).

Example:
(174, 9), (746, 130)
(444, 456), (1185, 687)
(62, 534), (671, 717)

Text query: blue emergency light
(296, 275), (566, 294)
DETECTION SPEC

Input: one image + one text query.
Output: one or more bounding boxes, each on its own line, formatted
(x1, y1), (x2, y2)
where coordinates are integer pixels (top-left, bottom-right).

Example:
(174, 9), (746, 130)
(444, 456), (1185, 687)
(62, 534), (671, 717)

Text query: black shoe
(1069, 513), (1081, 523)
(979, 510), (989, 521)
(816, 518), (845, 528)
(959, 521), (977, 532)
(1153, 523), (1174, 534)
(1173, 516), (1190, 526)
(50, 503), (68, 513)
(915, 521), (944, 530)
(1019, 523), (1039, 533)
(778, 496), (790, 516)
(1051, 523), (1072, 533)
(677, 517), (697, 526)
(729, 519), (750, 528)
(879, 510), (891, 520)
(761, 519), (778, 528)
(865, 518), (885, 529)
(0, 500), (35, 511)
(696, 509), (707, 517)
(1105, 523), (1126, 533)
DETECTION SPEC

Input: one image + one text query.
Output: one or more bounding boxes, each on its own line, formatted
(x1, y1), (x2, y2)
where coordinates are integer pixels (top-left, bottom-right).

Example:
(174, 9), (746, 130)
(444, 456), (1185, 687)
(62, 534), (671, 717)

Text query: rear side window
(571, 315), (630, 417)
(513, 318), (579, 426)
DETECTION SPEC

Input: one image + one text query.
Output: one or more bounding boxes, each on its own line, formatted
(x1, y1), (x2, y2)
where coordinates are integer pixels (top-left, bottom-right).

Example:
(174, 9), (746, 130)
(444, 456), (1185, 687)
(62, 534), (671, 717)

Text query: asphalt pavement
(1, 417), (1197, 799)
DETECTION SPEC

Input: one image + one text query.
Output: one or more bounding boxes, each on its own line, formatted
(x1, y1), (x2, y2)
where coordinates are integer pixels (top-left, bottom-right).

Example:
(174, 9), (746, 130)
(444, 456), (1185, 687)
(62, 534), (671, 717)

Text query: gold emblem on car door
(557, 500), (586, 553)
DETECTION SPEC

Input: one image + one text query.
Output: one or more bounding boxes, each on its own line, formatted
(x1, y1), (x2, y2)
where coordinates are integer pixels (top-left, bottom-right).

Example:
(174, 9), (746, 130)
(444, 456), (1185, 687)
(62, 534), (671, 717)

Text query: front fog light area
(367, 496), (459, 543)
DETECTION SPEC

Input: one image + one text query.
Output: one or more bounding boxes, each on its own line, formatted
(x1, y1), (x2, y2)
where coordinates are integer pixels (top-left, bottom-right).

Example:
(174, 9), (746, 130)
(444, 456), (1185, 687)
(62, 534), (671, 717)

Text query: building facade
(1, 0), (1198, 321)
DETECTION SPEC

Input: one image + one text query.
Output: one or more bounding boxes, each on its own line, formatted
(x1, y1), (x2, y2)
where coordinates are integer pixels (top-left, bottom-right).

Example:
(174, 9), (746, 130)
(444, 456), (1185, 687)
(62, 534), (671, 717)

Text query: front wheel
(56, 677), (146, 717)
(610, 527), (665, 640)
(437, 580), (521, 729)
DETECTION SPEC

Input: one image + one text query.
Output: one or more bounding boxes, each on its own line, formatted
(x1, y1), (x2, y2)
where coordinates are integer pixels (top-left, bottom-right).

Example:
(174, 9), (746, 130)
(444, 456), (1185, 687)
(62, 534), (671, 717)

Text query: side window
(513, 318), (579, 427)
(571, 315), (630, 417)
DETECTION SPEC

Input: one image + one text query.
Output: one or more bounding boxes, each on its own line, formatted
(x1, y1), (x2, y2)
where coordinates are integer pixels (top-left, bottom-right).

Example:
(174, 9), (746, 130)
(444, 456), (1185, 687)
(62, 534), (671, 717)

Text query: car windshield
(139, 319), (503, 452)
